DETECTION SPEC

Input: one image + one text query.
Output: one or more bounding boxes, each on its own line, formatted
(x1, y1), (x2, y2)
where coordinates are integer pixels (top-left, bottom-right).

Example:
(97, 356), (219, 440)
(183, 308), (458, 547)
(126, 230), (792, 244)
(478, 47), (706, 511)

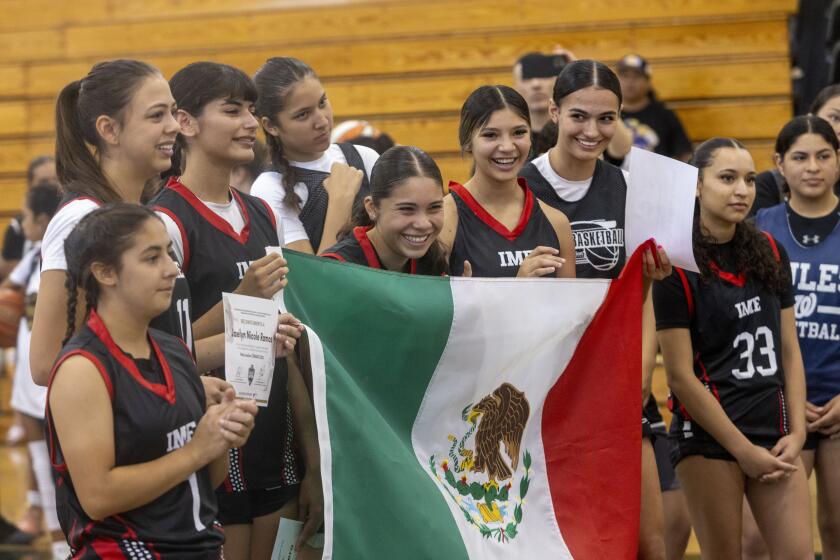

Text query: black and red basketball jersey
(46, 310), (223, 559)
(322, 226), (441, 275)
(59, 192), (194, 352)
(519, 158), (627, 279)
(447, 179), (560, 278)
(653, 235), (795, 445)
(151, 179), (299, 491)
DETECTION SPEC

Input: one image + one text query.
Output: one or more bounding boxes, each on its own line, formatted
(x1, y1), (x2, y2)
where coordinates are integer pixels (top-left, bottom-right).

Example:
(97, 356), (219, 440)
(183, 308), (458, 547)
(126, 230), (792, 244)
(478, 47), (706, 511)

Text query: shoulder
(321, 234), (360, 262)
(537, 199), (570, 229)
(440, 193), (460, 248)
(250, 172), (285, 202)
(50, 349), (113, 401)
(754, 202), (785, 224)
(351, 144), (380, 176)
(41, 199), (100, 272)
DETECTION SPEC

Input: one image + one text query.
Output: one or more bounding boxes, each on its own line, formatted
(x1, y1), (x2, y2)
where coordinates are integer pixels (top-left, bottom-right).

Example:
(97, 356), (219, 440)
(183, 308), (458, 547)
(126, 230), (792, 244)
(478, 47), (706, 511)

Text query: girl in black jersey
(48, 203), (258, 559)
(29, 61), (245, 402)
(252, 57), (378, 255)
(750, 116), (840, 558)
(519, 60), (675, 560)
(322, 145), (447, 275)
(152, 62), (321, 559)
(654, 138), (812, 558)
(439, 85), (575, 278)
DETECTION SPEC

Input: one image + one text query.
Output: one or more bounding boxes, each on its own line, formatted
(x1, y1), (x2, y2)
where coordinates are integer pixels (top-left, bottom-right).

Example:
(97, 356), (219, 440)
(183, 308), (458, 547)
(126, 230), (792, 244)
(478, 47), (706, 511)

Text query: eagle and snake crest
(430, 383), (532, 543)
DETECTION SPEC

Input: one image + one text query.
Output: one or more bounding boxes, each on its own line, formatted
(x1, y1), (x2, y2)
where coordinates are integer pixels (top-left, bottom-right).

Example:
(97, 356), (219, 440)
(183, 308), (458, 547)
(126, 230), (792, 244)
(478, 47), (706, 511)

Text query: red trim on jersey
(708, 261), (746, 287)
(154, 205), (191, 272)
(46, 349), (114, 472)
(675, 267), (694, 318)
(448, 179), (534, 241)
(321, 252), (346, 262)
(57, 196), (102, 213)
(695, 355), (721, 401)
(165, 177), (252, 245)
(90, 538), (128, 558)
(762, 231), (781, 261)
(87, 310), (177, 405)
(352, 226), (418, 273)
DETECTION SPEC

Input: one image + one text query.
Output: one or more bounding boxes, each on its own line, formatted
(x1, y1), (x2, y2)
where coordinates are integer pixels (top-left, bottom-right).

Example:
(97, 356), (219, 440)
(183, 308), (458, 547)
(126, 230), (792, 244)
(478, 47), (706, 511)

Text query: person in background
(612, 54), (692, 165)
(230, 139), (268, 195)
(331, 120), (396, 155)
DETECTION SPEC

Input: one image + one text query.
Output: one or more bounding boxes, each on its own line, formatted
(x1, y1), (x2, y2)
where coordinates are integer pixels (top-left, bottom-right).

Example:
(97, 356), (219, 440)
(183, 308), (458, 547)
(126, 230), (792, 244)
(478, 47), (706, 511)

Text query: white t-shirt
(41, 199), (101, 272)
(10, 243), (45, 418)
(157, 194), (284, 266)
(250, 143), (379, 245)
(531, 152), (630, 202)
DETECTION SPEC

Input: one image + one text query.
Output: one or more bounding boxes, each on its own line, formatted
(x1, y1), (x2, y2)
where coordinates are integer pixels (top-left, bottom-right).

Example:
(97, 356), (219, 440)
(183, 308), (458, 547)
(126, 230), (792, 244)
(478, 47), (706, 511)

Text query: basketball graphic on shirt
(571, 220), (624, 272)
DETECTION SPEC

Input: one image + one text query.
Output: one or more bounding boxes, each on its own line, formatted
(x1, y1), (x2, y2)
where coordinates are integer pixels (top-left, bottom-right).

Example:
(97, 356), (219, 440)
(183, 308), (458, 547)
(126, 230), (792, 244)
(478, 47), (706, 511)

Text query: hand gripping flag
(284, 243), (648, 559)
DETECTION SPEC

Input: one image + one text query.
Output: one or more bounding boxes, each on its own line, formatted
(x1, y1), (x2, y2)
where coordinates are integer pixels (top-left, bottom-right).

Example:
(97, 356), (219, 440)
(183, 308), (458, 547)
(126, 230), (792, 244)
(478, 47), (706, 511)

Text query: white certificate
(223, 292), (278, 406)
(625, 147), (699, 272)
(271, 518), (302, 560)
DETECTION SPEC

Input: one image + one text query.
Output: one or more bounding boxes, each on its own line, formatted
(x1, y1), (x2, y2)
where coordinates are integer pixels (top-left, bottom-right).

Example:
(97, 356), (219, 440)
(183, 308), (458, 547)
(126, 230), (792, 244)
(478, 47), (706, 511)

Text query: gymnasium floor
(0, 362), (823, 559)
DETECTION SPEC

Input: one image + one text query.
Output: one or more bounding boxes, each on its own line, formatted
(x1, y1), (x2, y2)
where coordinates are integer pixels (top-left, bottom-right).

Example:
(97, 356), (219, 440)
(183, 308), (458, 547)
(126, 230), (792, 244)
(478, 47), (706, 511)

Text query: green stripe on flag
(285, 251), (469, 559)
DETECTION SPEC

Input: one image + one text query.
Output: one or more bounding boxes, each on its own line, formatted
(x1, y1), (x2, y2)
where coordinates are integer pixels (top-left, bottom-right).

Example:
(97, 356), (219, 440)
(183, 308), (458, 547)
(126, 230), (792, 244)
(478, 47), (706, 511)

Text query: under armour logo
(803, 235), (820, 244)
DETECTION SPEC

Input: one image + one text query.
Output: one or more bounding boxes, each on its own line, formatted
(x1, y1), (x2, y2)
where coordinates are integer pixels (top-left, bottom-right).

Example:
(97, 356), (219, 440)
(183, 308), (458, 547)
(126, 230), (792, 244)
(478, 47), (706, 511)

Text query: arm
(287, 355), (324, 549)
(207, 451), (230, 489)
(316, 163), (364, 254)
(777, 308), (807, 451)
(540, 202), (576, 279)
(606, 119), (633, 161)
(49, 356), (252, 520)
(30, 270), (75, 385)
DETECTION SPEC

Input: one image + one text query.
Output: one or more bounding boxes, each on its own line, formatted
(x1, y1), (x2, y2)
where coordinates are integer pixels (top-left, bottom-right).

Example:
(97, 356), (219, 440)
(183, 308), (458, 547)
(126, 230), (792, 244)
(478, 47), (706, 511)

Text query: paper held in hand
(223, 292), (279, 407)
(624, 147), (699, 273)
(271, 518), (301, 560)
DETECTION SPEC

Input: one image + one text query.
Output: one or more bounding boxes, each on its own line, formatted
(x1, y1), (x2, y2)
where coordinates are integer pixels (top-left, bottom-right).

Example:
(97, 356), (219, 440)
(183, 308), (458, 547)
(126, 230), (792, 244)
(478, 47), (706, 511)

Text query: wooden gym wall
(0, 0), (797, 225)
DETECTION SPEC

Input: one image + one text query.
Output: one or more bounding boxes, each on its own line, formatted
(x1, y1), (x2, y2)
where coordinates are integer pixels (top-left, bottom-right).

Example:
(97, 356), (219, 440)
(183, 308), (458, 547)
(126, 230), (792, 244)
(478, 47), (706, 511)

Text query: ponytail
(55, 60), (160, 203)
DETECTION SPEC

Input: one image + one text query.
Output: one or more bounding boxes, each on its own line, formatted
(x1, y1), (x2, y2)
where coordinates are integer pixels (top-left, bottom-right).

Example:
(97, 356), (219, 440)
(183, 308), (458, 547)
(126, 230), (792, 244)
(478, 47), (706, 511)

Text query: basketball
(0, 288), (23, 348)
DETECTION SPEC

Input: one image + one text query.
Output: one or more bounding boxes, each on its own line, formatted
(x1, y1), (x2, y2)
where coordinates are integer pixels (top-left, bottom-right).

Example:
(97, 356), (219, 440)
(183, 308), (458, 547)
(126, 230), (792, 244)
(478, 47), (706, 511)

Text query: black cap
(517, 52), (569, 80)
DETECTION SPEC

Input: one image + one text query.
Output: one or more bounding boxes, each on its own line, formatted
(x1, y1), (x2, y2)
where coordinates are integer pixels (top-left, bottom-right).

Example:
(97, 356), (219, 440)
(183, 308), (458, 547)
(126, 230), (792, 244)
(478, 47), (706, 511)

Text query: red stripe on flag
(542, 241), (647, 558)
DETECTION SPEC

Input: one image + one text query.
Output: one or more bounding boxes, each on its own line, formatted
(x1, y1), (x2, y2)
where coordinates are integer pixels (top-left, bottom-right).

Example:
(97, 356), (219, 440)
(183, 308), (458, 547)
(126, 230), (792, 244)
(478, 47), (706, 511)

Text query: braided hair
(62, 203), (162, 345)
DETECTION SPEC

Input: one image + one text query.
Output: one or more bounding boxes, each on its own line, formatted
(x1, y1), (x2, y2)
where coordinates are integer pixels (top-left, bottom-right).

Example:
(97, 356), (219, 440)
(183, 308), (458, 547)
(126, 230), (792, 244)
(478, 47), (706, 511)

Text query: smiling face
(551, 86), (619, 162)
(697, 147), (756, 228)
(183, 96), (259, 166)
(816, 95), (840, 143)
(110, 74), (180, 178)
(777, 132), (840, 203)
(366, 176), (444, 265)
(469, 108), (531, 184)
(263, 76), (333, 162)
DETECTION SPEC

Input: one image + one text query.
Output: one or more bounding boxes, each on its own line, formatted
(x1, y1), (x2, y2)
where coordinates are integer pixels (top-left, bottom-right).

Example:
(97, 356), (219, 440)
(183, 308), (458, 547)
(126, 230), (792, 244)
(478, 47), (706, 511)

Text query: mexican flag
(284, 244), (647, 560)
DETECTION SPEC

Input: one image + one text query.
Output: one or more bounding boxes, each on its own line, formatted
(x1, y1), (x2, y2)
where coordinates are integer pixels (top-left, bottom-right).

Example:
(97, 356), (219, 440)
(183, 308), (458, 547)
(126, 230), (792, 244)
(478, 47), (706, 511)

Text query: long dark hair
(344, 146), (448, 275)
(775, 114), (839, 157)
(62, 204), (162, 345)
(163, 61), (258, 180)
(55, 60), (160, 203)
(458, 85), (531, 152)
(254, 57), (318, 211)
(552, 59), (623, 107)
(690, 137), (785, 294)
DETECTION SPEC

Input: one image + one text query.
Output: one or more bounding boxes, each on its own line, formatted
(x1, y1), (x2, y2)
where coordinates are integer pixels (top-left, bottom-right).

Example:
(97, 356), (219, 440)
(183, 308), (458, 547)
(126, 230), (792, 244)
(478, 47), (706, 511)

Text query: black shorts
(642, 416), (653, 440)
(216, 485), (300, 525)
(650, 428), (680, 492)
(803, 431), (828, 451)
(669, 433), (779, 468)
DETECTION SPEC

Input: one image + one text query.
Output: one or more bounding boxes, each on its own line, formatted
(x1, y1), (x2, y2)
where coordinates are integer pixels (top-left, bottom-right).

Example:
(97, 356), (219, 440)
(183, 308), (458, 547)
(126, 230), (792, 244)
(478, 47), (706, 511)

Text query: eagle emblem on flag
(430, 383), (532, 543)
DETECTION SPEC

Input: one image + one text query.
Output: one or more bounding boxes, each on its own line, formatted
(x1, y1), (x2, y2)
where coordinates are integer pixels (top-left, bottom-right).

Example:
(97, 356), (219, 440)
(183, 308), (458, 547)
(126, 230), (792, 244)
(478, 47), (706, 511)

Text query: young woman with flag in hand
(322, 145), (448, 275)
(753, 115), (840, 558)
(251, 57), (378, 254)
(48, 203), (258, 559)
(439, 84), (575, 279)
(152, 61), (321, 559)
(654, 137), (812, 559)
(518, 59), (676, 560)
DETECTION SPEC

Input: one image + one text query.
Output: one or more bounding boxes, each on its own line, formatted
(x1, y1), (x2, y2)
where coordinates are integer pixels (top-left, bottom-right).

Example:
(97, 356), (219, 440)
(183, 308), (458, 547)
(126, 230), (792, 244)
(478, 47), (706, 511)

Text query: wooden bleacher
(0, 0), (796, 230)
